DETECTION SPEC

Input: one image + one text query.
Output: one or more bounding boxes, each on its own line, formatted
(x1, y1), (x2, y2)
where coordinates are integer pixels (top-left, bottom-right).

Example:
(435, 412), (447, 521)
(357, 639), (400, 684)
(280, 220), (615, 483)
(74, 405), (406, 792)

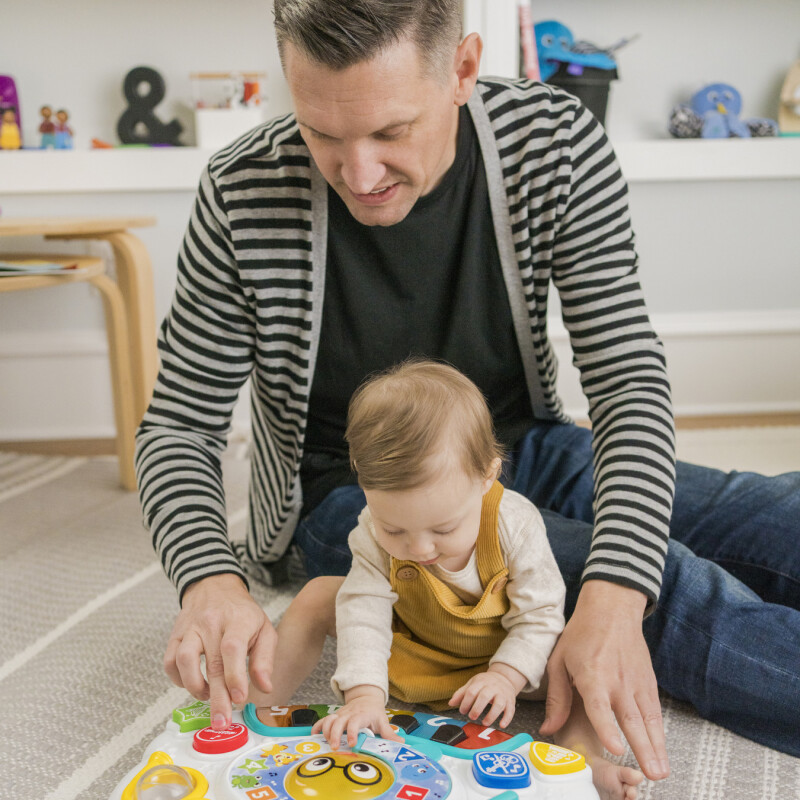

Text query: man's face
(285, 39), (461, 227)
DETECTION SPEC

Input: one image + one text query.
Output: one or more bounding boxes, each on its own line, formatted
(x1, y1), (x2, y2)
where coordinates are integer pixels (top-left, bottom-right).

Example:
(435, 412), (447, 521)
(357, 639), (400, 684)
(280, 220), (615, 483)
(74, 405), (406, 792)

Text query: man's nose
(340, 142), (386, 194)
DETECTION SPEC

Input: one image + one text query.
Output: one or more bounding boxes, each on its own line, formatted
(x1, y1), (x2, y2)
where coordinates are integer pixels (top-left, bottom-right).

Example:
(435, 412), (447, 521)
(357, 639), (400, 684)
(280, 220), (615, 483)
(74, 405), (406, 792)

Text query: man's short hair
(273, 0), (463, 78)
(346, 359), (504, 491)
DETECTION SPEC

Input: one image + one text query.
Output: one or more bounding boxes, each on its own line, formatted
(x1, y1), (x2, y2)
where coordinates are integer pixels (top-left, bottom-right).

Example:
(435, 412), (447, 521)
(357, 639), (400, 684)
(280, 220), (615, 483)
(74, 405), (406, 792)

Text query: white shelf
(1, 138), (799, 195)
(0, 148), (214, 195)
(616, 138), (800, 183)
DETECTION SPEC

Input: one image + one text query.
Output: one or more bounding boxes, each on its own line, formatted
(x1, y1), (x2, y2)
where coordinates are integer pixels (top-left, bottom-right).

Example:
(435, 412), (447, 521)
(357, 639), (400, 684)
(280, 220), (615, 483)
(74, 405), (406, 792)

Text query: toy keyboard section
(247, 704), (533, 757)
(114, 701), (598, 800)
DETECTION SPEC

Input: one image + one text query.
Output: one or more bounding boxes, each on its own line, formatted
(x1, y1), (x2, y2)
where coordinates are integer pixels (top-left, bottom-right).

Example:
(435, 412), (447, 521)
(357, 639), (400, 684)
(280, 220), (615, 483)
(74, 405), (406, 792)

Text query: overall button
(491, 576), (508, 593)
(472, 751), (531, 789)
(397, 566), (418, 581)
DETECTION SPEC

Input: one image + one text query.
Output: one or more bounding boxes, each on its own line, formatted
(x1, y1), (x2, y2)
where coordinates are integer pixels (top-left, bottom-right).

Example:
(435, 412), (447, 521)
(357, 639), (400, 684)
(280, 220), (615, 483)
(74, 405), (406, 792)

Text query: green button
(309, 703), (341, 721)
(172, 700), (211, 732)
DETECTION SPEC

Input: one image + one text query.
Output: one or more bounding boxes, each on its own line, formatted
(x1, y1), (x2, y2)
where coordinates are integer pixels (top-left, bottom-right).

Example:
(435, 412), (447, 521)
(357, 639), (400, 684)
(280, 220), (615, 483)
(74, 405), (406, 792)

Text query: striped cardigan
(136, 78), (676, 607)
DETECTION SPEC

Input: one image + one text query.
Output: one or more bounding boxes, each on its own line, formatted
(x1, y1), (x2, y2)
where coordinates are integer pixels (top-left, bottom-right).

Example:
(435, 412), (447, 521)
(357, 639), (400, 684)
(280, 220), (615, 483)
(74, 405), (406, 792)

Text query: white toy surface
(111, 702), (600, 800)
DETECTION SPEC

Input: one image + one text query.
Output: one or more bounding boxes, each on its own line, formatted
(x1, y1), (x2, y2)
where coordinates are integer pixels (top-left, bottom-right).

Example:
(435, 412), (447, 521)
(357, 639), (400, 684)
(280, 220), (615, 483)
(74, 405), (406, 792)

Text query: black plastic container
(546, 63), (618, 126)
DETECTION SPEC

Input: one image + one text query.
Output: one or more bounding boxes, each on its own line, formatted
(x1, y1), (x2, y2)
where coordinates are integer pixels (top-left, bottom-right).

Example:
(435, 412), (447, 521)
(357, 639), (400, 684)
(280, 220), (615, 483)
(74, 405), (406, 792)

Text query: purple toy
(0, 75), (22, 143)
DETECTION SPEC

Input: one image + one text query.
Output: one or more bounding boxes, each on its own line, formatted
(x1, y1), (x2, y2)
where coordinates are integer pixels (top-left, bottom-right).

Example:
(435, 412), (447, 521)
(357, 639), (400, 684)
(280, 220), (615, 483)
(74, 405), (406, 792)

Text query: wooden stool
(0, 254), (137, 490)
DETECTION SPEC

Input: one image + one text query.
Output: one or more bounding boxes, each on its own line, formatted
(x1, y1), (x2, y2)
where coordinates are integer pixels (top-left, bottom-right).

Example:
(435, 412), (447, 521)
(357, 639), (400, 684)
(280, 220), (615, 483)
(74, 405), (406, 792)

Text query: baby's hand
(311, 689), (403, 748)
(449, 670), (519, 729)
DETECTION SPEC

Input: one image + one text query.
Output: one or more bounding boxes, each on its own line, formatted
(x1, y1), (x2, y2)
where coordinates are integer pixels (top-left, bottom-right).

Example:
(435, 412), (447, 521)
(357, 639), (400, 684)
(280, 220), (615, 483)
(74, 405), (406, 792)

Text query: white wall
(3, 0), (293, 150)
(1, 0), (798, 440)
(482, 0), (800, 143)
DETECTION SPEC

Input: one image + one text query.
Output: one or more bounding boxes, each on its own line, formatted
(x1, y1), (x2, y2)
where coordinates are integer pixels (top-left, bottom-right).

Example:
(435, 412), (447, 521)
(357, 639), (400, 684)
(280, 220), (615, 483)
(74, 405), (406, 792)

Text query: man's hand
(312, 686), (402, 747)
(164, 573), (277, 730)
(449, 663), (525, 729)
(540, 580), (670, 781)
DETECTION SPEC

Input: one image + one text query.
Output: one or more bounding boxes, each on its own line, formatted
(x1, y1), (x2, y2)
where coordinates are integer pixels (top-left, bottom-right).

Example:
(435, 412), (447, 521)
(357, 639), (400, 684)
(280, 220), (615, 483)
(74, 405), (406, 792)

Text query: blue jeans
(294, 422), (800, 756)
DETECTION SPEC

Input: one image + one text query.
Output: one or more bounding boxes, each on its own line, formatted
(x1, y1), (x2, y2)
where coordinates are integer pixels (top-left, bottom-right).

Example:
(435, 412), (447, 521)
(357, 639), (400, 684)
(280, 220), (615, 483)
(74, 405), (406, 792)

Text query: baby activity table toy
(113, 701), (601, 799)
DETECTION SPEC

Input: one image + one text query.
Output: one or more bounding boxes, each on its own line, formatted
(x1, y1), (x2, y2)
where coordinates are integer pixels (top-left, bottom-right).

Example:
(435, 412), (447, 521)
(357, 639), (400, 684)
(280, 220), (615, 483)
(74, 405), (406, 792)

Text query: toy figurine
(54, 108), (74, 149)
(0, 107), (22, 149)
(669, 82), (778, 139)
(0, 74), (22, 149)
(39, 105), (56, 149)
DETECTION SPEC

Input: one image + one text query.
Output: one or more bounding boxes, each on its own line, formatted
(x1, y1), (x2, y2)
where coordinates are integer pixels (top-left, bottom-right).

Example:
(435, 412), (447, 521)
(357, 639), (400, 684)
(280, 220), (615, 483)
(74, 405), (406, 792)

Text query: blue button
(471, 751), (531, 789)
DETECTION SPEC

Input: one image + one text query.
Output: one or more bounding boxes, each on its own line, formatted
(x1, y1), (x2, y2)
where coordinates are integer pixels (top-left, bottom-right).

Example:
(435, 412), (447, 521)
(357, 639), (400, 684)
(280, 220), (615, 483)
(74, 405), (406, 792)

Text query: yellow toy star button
(260, 743), (288, 758)
(529, 741), (586, 775)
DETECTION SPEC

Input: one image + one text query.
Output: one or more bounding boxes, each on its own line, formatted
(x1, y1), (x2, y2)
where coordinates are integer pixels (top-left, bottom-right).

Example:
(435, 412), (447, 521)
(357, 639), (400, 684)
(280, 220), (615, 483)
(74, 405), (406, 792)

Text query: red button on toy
(193, 722), (248, 754)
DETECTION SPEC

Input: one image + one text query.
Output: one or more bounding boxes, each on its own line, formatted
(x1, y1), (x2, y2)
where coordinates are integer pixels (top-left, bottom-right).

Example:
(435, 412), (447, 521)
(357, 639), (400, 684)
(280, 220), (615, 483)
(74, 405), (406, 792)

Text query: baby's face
(365, 458), (497, 572)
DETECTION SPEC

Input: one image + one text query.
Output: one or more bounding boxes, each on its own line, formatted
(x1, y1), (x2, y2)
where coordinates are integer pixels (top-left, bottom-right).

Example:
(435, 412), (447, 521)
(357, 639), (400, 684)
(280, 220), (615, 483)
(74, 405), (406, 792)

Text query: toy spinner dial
(224, 735), (451, 800)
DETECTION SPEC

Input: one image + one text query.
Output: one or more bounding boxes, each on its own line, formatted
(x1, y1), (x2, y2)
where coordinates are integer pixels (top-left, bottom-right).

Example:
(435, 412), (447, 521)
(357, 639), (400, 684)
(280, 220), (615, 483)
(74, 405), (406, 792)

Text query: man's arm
(544, 103), (676, 780)
(552, 105), (676, 606)
(136, 165), (265, 729)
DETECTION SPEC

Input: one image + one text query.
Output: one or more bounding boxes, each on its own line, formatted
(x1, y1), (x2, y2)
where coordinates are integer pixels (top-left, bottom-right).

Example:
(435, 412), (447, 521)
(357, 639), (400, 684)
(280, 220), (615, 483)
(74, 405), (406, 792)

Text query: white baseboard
(551, 309), (800, 419)
(1, 310), (798, 441)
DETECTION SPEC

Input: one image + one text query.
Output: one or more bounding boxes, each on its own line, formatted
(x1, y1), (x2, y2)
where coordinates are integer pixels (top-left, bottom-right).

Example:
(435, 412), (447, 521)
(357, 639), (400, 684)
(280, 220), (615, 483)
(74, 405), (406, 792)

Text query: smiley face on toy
(400, 762), (434, 780)
(284, 752), (394, 798)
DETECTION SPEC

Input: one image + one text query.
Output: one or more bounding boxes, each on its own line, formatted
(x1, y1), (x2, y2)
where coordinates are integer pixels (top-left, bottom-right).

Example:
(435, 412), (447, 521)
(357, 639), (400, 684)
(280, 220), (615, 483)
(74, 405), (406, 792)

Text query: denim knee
(293, 485), (366, 578)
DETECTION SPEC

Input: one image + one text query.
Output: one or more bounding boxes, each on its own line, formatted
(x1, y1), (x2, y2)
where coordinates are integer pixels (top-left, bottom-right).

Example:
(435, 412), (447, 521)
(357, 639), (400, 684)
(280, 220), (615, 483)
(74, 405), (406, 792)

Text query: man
(136, 0), (800, 783)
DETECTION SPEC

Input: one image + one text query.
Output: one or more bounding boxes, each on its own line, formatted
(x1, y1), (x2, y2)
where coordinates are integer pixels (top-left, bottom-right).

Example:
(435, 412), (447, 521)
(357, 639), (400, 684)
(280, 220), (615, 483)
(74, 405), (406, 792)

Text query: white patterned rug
(1, 449), (798, 799)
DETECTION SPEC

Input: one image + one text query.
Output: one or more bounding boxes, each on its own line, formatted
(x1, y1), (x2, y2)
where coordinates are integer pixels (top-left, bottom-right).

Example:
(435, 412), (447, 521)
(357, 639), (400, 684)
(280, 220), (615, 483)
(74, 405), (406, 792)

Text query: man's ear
(453, 33), (483, 106)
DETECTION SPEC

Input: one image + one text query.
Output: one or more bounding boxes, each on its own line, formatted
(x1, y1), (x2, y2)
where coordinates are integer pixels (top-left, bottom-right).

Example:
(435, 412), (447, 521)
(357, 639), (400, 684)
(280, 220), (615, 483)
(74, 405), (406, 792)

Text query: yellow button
(121, 751), (209, 800)
(529, 741), (586, 775)
(397, 566), (418, 581)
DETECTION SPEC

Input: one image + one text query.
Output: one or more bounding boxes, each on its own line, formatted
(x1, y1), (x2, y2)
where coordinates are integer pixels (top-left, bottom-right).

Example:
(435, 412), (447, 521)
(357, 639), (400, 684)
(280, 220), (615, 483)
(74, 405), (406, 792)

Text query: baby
(253, 360), (643, 800)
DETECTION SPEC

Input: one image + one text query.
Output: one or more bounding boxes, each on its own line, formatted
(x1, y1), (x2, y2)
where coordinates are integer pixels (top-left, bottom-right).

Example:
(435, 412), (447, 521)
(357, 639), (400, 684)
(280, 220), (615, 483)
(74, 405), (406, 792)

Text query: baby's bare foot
(589, 758), (644, 800)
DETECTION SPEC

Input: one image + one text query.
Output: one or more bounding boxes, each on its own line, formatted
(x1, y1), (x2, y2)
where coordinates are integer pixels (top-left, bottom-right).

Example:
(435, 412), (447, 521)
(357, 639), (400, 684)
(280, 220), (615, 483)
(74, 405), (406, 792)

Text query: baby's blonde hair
(346, 360), (504, 491)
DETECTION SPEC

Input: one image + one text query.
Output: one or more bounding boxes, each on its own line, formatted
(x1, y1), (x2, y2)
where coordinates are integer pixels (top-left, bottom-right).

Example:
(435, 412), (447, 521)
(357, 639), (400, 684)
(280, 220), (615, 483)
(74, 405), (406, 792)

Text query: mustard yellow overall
(388, 481), (510, 709)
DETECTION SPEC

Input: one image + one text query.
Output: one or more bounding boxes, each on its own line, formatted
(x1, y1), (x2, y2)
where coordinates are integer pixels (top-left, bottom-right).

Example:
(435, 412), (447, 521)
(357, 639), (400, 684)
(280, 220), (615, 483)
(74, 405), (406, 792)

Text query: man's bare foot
(588, 758), (644, 800)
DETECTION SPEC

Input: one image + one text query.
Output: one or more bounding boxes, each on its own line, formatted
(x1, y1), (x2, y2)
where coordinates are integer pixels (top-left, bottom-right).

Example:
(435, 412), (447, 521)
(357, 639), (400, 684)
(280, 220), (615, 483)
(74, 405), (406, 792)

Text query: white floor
(675, 425), (800, 475)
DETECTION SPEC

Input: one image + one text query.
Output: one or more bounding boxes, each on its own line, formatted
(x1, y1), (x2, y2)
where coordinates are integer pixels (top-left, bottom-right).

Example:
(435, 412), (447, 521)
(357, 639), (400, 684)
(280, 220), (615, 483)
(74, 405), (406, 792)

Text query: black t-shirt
(300, 105), (535, 514)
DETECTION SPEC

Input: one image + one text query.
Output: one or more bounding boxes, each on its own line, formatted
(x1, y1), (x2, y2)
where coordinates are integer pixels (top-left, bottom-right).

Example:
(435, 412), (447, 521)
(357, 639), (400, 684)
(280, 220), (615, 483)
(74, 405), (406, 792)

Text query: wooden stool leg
(48, 230), (159, 427)
(102, 231), (159, 426)
(90, 274), (138, 491)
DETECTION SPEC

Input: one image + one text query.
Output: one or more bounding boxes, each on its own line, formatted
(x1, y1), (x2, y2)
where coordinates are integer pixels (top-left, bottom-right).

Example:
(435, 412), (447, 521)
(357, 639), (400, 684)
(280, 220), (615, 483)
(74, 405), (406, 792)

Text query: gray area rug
(1, 450), (798, 799)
